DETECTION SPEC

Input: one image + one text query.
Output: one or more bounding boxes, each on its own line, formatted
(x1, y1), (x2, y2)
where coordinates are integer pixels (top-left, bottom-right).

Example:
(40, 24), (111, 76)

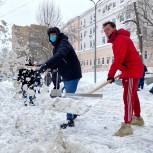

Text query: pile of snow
(0, 72), (153, 153)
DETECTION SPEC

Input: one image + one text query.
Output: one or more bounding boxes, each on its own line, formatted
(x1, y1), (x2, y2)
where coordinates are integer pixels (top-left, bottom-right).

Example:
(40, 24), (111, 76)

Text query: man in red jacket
(103, 21), (144, 137)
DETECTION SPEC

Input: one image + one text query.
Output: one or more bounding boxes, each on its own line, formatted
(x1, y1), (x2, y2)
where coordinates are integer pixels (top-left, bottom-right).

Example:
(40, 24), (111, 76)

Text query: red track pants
(122, 78), (141, 124)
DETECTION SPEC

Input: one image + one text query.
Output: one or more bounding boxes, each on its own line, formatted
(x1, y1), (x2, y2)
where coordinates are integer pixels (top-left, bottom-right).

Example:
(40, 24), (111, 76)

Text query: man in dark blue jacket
(39, 27), (82, 127)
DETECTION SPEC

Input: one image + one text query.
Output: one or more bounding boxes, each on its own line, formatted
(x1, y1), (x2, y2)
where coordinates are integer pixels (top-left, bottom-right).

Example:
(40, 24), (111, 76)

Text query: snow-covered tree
(0, 20), (12, 58)
(124, 0), (153, 63)
(0, 20), (26, 79)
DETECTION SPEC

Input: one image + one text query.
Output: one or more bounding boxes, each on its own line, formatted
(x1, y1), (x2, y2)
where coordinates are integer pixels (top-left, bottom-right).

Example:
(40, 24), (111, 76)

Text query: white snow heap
(0, 71), (153, 153)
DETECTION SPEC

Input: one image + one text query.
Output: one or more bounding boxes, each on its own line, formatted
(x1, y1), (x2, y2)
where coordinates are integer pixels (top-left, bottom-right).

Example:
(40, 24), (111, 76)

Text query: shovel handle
(87, 75), (120, 94)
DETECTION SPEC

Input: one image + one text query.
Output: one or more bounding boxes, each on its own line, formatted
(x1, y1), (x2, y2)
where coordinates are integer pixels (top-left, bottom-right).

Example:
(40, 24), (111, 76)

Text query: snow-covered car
(145, 72), (153, 85)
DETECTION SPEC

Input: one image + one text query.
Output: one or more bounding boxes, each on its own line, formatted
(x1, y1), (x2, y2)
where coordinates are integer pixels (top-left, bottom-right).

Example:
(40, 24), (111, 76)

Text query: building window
(80, 33), (82, 39)
(151, 31), (153, 38)
(119, 14), (124, 22)
(84, 31), (87, 37)
(98, 9), (101, 13)
(90, 15), (93, 24)
(113, 2), (116, 7)
(93, 13), (95, 21)
(96, 59), (98, 65)
(107, 4), (111, 11)
(84, 42), (86, 49)
(90, 59), (92, 66)
(90, 28), (92, 34)
(102, 58), (105, 64)
(80, 61), (83, 66)
(93, 27), (95, 33)
(83, 19), (86, 27)
(83, 60), (85, 66)
(80, 43), (82, 50)
(107, 57), (110, 64)
(144, 51), (148, 59)
(102, 36), (106, 45)
(98, 58), (101, 65)
(90, 40), (93, 48)
(81, 21), (83, 27)
(112, 57), (114, 63)
(86, 60), (88, 65)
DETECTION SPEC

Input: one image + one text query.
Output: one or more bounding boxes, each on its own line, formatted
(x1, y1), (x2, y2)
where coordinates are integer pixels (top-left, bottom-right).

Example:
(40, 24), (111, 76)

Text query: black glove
(107, 77), (115, 84)
(39, 64), (48, 73)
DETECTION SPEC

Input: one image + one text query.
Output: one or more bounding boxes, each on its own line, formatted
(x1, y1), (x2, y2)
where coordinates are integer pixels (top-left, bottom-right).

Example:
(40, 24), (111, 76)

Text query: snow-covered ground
(0, 72), (153, 153)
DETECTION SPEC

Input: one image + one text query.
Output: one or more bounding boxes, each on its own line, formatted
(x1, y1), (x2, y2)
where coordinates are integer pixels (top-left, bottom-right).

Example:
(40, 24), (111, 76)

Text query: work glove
(107, 77), (115, 84)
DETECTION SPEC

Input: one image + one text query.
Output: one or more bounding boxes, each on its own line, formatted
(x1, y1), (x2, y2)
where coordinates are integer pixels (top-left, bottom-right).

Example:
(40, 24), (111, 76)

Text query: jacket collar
(108, 30), (118, 43)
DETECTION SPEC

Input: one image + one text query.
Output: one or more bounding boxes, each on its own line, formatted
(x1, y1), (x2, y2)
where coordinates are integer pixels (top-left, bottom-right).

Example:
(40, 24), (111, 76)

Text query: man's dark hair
(103, 21), (116, 28)
(47, 27), (61, 36)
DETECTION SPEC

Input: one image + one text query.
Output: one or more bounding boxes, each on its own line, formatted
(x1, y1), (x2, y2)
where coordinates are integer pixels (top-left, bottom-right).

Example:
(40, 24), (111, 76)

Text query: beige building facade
(62, 16), (80, 52)
(63, 0), (153, 73)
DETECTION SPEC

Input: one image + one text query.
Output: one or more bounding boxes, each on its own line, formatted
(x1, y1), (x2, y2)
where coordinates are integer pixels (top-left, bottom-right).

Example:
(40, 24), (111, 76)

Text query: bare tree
(124, 0), (153, 62)
(62, 25), (79, 45)
(137, 0), (153, 26)
(37, 0), (62, 28)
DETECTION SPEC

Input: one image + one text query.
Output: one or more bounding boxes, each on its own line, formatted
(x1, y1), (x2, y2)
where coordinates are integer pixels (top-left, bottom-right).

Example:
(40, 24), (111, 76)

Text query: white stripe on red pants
(122, 78), (141, 124)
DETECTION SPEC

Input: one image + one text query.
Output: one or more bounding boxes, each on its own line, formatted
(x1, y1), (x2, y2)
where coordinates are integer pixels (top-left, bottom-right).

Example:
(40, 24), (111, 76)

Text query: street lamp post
(90, 0), (101, 83)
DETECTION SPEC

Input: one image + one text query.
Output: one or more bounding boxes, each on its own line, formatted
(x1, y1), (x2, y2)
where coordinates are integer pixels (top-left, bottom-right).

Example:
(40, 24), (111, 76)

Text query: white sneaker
(114, 123), (133, 137)
(132, 116), (144, 126)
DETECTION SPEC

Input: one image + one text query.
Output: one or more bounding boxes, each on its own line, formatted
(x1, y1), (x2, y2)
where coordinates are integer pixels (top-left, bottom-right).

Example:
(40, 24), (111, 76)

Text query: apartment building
(63, 0), (153, 72)
(62, 16), (80, 52)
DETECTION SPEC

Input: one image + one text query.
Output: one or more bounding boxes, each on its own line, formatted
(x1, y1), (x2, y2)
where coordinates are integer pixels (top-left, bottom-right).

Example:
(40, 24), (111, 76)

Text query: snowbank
(0, 72), (153, 153)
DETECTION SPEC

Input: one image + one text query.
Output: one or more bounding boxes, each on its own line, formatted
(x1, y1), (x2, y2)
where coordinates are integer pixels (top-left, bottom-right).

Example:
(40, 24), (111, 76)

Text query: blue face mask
(49, 35), (57, 43)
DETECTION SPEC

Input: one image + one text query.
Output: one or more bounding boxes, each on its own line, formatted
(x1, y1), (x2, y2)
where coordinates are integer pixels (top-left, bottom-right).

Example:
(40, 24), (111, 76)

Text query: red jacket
(108, 29), (144, 79)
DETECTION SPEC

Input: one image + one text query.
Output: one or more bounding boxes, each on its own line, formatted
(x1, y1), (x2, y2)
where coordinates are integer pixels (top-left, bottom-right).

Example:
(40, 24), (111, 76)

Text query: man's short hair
(103, 21), (116, 28)
(47, 27), (61, 36)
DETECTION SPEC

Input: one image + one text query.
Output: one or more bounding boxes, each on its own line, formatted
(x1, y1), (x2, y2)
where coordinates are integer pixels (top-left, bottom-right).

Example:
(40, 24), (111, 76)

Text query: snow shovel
(87, 75), (120, 94)
(65, 75), (120, 98)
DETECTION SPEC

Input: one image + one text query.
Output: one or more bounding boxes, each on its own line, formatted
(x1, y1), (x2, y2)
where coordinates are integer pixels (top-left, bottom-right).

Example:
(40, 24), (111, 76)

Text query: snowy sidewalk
(0, 80), (153, 153)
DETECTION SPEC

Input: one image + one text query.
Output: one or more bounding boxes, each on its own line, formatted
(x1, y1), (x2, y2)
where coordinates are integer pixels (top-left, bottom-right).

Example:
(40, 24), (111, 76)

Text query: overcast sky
(0, 0), (92, 26)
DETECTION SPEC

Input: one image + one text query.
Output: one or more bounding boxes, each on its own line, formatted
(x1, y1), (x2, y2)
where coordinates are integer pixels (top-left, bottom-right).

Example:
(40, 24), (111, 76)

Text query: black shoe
(24, 100), (28, 106)
(60, 123), (68, 129)
(60, 120), (75, 129)
(68, 120), (75, 127)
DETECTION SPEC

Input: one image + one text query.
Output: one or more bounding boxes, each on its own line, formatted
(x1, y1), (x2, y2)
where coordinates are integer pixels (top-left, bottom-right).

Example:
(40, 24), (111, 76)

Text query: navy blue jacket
(45, 33), (82, 81)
